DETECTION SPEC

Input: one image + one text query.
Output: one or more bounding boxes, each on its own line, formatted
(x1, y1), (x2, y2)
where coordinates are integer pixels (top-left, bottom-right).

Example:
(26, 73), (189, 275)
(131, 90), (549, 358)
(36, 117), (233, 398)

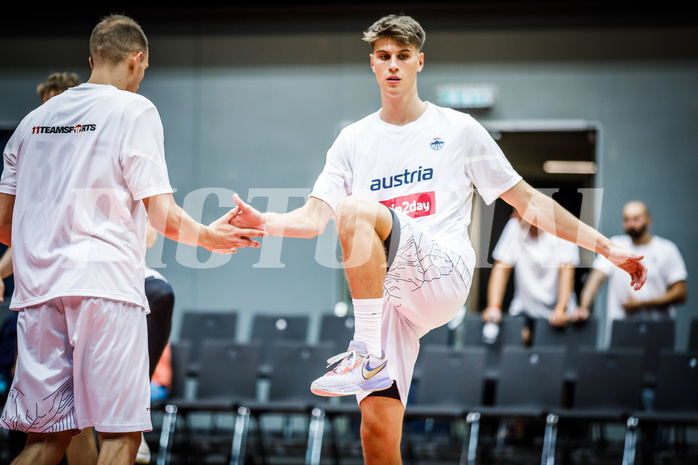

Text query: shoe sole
(310, 375), (393, 397)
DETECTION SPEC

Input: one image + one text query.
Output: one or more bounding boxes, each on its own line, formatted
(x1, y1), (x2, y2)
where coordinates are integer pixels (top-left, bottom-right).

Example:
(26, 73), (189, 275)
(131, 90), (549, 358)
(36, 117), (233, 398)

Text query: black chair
(413, 323), (453, 381)
(610, 319), (675, 386)
(463, 315), (525, 382)
(250, 313), (310, 377)
(242, 340), (335, 465)
(158, 340), (261, 465)
(688, 319), (698, 350)
(404, 346), (487, 465)
(533, 317), (598, 382)
(178, 310), (238, 375)
(317, 313), (354, 350)
(474, 346), (567, 465)
(547, 347), (645, 465)
(633, 350), (698, 460)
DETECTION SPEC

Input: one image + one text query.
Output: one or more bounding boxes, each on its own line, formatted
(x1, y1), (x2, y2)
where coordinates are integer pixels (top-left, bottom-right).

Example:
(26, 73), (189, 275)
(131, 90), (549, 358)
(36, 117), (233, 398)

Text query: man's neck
(87, 67), (129, 91)
(379, 92), (427, 126)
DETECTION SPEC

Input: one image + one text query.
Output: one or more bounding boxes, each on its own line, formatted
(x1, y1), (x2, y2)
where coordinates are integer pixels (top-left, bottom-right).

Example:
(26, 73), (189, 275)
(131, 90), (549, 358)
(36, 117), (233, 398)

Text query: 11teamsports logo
(32, 124), (97, 135)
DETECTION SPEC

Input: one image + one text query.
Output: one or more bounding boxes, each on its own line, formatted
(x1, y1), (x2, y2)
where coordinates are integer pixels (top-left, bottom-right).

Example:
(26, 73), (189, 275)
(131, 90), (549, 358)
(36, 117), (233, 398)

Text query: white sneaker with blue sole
(310, 340), (392, 397)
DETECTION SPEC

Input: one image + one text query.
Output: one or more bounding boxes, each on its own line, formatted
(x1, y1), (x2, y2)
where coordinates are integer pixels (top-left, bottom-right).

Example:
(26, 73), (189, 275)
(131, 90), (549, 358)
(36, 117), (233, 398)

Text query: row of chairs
(153, 339), (341, 465)
(461, 315), (680, 387)
(166, 311), (695, 463)
(152, 334), (698, 465)
(179, 310), (690, 387)
(408, 345), (698, 465)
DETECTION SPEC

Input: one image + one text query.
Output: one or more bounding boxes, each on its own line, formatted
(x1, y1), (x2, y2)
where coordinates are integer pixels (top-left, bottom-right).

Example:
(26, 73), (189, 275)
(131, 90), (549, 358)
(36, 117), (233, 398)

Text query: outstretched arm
(231, 193), (334, 239)
(144, 193), (266, 253)
(500, 180), (647, 290)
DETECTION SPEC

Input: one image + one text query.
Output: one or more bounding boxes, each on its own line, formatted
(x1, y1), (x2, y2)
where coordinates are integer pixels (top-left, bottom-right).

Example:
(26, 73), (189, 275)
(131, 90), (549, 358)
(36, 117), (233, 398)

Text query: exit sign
(437, 84), (497, 109)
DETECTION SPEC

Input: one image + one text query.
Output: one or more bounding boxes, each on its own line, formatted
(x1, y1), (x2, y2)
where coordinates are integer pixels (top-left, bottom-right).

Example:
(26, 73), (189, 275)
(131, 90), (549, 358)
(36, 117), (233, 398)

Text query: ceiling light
(543, 160), (597, 174)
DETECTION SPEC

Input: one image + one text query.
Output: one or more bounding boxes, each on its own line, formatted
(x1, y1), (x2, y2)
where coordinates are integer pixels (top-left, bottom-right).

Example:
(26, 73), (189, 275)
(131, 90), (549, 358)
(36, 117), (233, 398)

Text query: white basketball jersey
(310, 102), (522, 275)
(0, 83), (173, 309)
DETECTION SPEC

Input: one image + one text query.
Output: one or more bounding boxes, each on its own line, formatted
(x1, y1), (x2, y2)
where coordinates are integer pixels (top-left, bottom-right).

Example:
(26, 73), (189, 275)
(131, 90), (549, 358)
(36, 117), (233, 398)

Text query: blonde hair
(36, 72), (81, 100)
(362, 15), (426, 51)
(89, 14), (148, 67)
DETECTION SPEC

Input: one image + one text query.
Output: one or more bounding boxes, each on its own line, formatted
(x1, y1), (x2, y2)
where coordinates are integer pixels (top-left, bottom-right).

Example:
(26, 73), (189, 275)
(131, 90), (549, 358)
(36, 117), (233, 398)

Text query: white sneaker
(135, 432), (151, 464)
(310, 340), (391, 397)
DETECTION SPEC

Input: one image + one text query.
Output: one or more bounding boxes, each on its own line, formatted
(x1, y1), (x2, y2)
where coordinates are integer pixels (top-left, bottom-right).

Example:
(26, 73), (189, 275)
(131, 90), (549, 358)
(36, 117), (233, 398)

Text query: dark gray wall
(1, 12), (696, 347)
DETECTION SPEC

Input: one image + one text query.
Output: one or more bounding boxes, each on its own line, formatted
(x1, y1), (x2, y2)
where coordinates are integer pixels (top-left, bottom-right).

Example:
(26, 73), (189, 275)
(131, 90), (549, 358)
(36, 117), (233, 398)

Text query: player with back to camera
(0, 14), (265, 465)
(229, 14), (646, 464)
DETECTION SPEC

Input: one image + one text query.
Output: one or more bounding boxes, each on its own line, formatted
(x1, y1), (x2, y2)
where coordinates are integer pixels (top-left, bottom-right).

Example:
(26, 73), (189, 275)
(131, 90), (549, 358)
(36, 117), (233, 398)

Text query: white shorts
(0, 297), (152, 433)
(357, 210), (471, 407)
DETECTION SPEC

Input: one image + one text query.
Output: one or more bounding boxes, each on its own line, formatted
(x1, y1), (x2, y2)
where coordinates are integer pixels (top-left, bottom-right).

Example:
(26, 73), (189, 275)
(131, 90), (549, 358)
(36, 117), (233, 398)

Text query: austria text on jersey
(369, 166), (433, 191)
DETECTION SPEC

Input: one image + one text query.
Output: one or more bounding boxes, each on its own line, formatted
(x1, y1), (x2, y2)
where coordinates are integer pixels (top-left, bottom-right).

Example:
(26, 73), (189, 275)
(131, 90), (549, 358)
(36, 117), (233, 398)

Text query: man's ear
(128, 51), (144, 73)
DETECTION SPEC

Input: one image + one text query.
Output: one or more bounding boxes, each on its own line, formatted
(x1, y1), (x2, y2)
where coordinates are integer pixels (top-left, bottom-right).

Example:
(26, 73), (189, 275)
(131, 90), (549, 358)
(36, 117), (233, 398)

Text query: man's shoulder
(649, 235), (683, 254)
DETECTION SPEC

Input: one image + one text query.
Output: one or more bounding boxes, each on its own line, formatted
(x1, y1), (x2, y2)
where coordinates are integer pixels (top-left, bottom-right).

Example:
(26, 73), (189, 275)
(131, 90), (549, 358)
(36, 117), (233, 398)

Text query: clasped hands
(208, 193), (267, 254)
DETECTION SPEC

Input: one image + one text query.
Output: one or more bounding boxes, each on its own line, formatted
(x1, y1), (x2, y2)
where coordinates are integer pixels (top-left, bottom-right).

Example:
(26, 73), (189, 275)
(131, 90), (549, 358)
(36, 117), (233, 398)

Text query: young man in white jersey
(229, 14), (647, 464)
(0, 15), (265, 465)
(575, 200), (687, 345)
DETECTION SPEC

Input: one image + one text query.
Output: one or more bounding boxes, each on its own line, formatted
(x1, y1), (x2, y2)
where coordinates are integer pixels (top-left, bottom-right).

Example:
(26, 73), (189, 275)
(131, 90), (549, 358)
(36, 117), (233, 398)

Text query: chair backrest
(414, 346), (486, 410)
(169, 340), (191, 400)
(318, 313), (354, 350)
(251, 314), (310, 374)
(533, 318), (598, 381)
(267, 341), (335, 404)
(654, 350), (698, 412)
(495, 346), (566, 411)
(178, 310), (238, 368)
(573, 347), (644, 413)
(463, 315), (525, 380)
(196, 339), (261, 403)
(420, 324), (452, 347)
(413, 324), (456, 380)
(689, 319), (698, 350)
(610, 319), (675, 385)
(251, 314), (309, 343)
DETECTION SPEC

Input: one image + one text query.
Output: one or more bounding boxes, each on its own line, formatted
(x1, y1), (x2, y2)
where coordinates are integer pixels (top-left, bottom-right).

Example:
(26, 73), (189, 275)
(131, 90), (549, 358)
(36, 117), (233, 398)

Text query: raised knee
(336, 196), (385, 235)
(336, 196), (366, 220)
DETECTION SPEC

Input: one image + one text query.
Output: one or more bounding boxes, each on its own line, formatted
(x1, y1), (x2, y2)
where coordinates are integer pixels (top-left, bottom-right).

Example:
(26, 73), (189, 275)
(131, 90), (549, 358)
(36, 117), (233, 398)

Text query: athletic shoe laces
(326, 349), (364, 374)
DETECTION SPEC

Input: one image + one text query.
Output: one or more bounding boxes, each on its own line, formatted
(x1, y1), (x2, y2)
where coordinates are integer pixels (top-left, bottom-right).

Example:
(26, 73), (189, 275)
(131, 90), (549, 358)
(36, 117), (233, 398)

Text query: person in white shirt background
(575, 200), (687, 346)
(482, 210), (581, 345)
(0, 14), (265, 465)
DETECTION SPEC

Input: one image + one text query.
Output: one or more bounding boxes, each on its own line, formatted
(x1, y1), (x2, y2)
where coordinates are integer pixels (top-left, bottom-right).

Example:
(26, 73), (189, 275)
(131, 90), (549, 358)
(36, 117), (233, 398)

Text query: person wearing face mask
(574, 200), (687, 345)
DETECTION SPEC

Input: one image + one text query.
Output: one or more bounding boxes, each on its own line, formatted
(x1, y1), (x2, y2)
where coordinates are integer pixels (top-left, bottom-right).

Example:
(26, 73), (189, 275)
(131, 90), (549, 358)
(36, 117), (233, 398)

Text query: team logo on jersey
(380, 191), (435, 219)
(31, 124), (96, 135)
(430, 138), (444, 151)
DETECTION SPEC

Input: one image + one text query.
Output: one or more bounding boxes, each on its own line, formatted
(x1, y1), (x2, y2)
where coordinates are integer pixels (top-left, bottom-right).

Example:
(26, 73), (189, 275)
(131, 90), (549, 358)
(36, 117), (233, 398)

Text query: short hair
(362, 14), (426, 52)
(89, 14), (148, 68)
(36, 72), (81, 99)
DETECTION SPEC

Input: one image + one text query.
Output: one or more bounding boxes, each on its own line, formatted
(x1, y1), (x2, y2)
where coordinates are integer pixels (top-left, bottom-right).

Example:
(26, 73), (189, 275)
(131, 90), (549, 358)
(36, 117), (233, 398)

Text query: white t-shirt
(593, 234), (687, 325)
(310, 102), (522, 277)
(0, 83), (173, 310)
(492, 217), (580, 319)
